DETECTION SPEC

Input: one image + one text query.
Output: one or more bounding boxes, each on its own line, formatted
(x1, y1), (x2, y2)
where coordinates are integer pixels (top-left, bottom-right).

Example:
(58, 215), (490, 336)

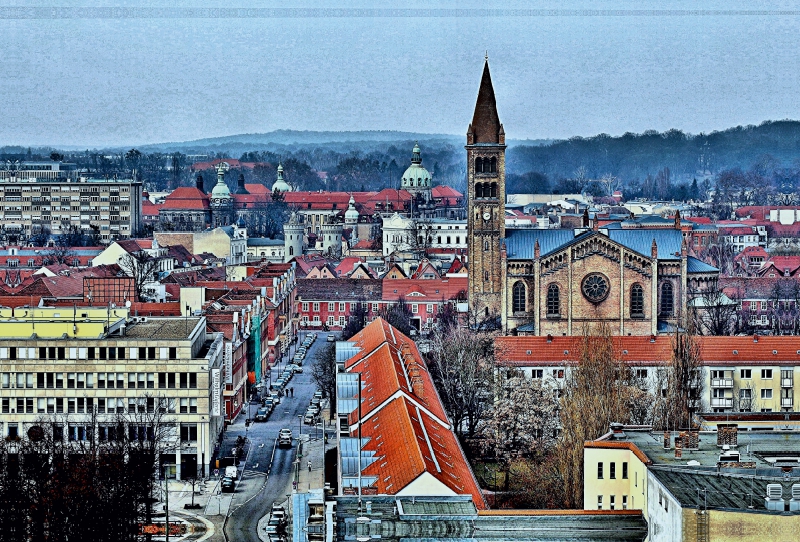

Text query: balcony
(710, 398), (733, 408)
(782, 378), (794, 388)
(782, 398), (794, 408)
(711, 378), (734, 388)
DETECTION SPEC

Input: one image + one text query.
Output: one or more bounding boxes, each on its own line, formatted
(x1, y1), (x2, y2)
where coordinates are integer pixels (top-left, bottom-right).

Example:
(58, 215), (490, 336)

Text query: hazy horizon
(3, 0), (799, 148)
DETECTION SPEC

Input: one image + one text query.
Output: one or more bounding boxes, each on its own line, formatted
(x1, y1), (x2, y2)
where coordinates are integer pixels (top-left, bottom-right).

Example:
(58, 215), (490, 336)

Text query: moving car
(255, 407), (269, 422)
(221, 476), (235, 492)
(278, 428), (293, 447)
(326, 334), (335, 342)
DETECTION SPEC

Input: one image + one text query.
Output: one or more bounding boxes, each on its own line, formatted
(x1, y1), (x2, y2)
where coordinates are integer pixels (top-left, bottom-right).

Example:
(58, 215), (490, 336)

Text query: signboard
(224, 342), (233, 384)
(211, 368), (221, 416)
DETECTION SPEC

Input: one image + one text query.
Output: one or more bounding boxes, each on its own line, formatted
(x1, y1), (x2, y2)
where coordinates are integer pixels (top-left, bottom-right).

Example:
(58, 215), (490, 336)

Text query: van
(225, 465), (238, 480)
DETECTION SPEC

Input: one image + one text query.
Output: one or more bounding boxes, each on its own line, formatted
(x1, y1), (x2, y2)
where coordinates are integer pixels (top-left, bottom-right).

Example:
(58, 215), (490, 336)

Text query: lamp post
(298, 414), (303, 438)
(163, 463), (170, 542)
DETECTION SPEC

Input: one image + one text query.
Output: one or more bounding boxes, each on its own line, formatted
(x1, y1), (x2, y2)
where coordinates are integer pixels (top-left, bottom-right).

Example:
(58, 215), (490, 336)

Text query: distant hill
(506, 119), (800, 182)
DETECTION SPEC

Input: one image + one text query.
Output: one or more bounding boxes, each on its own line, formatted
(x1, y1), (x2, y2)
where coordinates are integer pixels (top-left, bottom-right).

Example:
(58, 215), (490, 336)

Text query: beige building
(0, 307), (224, 479)
(155, 224), (248, 265)
(0, 164), (142, 243)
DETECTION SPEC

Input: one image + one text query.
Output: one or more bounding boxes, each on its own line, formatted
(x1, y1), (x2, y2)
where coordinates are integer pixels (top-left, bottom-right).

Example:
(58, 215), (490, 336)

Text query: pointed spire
(469, 60), (502, 144)
(674, 210), (682, 230)
(534, 239), (540, 259)
(651, 238), (658, 259)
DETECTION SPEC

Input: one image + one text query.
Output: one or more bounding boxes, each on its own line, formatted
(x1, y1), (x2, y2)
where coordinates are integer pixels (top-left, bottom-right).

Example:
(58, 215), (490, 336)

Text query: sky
(2, 0), (800, 147)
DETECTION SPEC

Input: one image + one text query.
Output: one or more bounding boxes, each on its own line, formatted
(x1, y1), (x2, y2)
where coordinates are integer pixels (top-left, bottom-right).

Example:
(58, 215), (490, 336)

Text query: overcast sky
(2, 0), (799, 147)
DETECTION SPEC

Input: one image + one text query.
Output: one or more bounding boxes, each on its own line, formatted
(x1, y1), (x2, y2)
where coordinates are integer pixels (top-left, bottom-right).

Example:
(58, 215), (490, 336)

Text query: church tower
(467, 59), (506, 318)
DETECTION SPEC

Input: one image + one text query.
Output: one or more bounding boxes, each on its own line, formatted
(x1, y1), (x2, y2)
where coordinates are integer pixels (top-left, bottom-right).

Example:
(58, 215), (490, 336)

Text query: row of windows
(301, 301), (438, 314)
(474, 157), (498, 173)
(3, 422), (198, 442)
(597, 461), (629, 480)
(597, 494), (630, 510)
(1, 396), (198, 415)
(0, 372), (197, 390)
(0, 345), (178, 361)
(510, 282), (670, 318)
(474, 182), (498, 199)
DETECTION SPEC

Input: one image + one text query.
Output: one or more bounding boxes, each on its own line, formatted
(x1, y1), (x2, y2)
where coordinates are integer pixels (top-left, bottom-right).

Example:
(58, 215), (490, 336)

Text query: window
(546, 284), (560, 317)
(483, 270), (489, 282)
(313, 302), (320, 312)
(412, 304), (418, 314)
(512, 281), (526, 313)
(328, 302), (335, 311)
(597, 462), (603, 479)
(597, 495), (603, 510)
(660, 282), (674, 316)
(741, 369), (752, 379)
(609, 495), (615, 510)
(762, 369), (773, 379)
(622, 495), (628, 510)
(610, 462), (616, 479)
(761, 389), (773, 400)
(740, 388), (752, 399)
(622, 462), (628, 479)
(302, 302), (309, 311)
(483, 239), (489, 251)
(630, 284), (644, 317)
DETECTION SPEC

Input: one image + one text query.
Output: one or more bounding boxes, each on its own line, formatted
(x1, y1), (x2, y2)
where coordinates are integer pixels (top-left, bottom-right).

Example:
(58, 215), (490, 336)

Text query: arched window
(631, 284), (644, 317)
(289, 246), (294, 256)
(475, 157), (484, 173)
(512, 281), (526, 313)
(475, 183), (483, 198)
(490, 157), (497, 173)
(484, 270), (489, 281)
(484, 239), (489, 251)
(660, 282), (674, 316)
(490, 183), (497, 198)
(547, 284), (560, 317)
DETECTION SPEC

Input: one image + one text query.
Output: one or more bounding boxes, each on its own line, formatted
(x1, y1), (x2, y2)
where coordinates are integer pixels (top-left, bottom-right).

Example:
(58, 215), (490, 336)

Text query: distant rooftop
(124, 317), (202, 340)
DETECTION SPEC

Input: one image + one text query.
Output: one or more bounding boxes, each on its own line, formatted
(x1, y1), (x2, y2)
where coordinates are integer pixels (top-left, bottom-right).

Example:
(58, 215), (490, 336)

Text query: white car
(288, 364), (304, 373)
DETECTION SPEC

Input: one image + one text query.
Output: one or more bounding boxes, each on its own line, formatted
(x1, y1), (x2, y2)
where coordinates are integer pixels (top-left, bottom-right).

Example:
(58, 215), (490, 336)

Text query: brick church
(465, 61), (719, 336)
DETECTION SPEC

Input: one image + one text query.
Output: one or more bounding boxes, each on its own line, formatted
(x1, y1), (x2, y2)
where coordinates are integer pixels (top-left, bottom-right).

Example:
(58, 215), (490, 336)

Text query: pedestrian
(308, 460), (312, 472)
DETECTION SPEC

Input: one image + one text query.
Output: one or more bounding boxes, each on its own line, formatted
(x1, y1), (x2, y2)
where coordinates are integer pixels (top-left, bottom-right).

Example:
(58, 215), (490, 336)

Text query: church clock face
(483, 211), (491, 221)
(581, 273), (610, 303)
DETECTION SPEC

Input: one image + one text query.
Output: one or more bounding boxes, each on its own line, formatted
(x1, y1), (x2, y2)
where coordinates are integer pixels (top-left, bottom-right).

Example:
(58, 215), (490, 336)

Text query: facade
(0, 307), (224, 480)
(497, 335), (800, 413)
(155, 224), (248, 265)
(0, 170), (142, 244)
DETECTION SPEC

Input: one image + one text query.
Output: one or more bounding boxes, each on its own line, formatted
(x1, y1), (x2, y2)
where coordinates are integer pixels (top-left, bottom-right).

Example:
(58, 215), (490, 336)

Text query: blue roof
(687, 256), (718, 273)
(504, 229), (575, 259)
(607, 229), (684, 260)
(505, 228), (686, 261)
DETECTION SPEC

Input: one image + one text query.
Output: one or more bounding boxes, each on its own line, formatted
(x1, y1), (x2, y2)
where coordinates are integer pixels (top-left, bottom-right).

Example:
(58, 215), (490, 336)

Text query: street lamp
(298, 414), (303, 438)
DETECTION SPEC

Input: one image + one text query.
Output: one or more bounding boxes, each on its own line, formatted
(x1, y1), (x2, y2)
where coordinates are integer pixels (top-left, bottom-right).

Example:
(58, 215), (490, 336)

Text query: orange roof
(161, 187), (210, 210)
(358, 396), (486, 508)
(583, 440), (651, 465)
(382, 277), (468, 301)
(244, 183), (271, 195)
(497, 335), (800, 367)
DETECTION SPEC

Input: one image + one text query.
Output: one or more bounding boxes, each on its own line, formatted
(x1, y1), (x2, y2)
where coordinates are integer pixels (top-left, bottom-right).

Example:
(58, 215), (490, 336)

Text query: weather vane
(485, 50), (488, 61)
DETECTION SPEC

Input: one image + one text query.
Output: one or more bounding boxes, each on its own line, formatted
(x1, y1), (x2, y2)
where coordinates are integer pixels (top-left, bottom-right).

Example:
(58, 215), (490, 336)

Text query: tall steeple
(467, 60), (503, 145)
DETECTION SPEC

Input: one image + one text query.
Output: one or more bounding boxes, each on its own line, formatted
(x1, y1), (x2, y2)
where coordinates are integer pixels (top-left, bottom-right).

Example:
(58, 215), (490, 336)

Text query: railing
(711, 378), (733, 388)
(781, 398), (794, 408)
(782, 378), (794, 388)
(710, 398), (733, 408)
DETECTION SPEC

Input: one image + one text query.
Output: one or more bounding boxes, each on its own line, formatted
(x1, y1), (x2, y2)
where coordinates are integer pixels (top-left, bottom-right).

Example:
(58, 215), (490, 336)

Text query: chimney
(582, 208), (589, 227)
(651, 238), (658, 259)
(196, 174), (204, 192)
(238, 173), (245, 191)
(674, 437), (683, 459)
(592, 215), (599, 231)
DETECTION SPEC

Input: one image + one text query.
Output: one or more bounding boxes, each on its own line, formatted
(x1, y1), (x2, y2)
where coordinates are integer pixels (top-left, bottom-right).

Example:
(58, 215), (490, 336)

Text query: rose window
(581, 273), (610, 303)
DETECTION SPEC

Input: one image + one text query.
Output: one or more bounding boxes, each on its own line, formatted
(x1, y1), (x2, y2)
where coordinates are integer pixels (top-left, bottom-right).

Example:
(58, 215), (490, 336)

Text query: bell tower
(467, 59), (506, 318)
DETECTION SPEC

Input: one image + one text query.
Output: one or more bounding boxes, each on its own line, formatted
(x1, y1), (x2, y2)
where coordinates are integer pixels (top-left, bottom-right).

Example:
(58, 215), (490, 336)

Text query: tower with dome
(210, 163), (234, 227)
(401, 143), (436, 219)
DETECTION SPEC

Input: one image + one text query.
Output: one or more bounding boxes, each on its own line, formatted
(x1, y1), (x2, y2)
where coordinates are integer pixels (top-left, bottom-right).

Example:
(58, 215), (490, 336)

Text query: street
(221, 331), (331, 542)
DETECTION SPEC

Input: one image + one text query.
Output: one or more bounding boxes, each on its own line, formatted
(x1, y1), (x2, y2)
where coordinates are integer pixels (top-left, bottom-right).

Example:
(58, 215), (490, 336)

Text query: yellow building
(584, 439), (651, 513)
(0, 306), (224, 480)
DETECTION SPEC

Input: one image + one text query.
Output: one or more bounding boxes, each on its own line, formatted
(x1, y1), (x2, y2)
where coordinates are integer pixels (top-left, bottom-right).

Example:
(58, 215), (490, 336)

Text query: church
(465, 61), (719, 336)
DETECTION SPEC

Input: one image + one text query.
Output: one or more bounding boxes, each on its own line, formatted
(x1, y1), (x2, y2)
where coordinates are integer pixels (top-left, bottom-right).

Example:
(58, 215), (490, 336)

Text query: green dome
(272, 163), (291, 193)
(211, 164), (231, 199)
(401, 142), (431, 189)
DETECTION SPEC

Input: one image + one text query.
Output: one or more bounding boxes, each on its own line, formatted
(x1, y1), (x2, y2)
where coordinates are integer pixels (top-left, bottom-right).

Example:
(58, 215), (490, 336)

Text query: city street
(220, 331), (332, 542)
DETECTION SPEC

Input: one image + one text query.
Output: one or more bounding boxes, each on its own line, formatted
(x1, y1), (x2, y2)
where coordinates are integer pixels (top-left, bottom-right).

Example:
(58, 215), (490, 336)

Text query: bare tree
(690, 283), (737, 335)
(311, 344), (337, 414)
(479, 375), (559, 494)
(555, 324), (638, 508)
(118, 250), (161, 301)
(652, 325), (704, 431)
(428, 326), (495, 440)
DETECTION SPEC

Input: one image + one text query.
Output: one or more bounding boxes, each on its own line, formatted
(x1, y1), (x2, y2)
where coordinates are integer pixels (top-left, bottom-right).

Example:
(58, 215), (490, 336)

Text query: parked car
(288, 364), (303, 373)
(255, 407), (269, 422)
(326, 334), (335, 342)
(293, 354), (304, 364)
(270, 391), (281, 405)
(304, 412), (317, 425)
(271, 503), (285, 514)
(221, 476), (235, 492)
(278, 428), (293, 447)
(313, 390), (323, 400)
(307, 404), (321, 415)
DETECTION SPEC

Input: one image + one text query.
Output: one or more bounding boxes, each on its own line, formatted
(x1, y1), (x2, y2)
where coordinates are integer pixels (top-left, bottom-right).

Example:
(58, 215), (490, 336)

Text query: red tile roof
(244, 183), (272, 195)
(497, 335), (800, 367)
(343, 318), (485, 508)
(161, 187), (210, 210)
(382, 278), (468, 302)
